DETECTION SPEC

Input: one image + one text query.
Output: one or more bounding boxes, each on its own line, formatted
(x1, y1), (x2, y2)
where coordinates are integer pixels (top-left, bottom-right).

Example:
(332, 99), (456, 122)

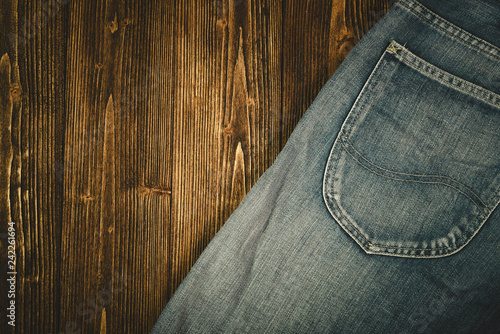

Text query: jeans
(151, 0), (500, 332)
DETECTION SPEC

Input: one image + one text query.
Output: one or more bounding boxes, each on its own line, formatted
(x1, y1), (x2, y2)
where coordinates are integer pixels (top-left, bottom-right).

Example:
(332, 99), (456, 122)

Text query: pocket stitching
(327, 193), (469, 253)
(340, 132), (489, 215)
(341, 49), (392, 139)
(325, 141), (476, 255)
(322, 39), (499, 257)
(390, 41), (500, 107)
(398, 0), (500, 61)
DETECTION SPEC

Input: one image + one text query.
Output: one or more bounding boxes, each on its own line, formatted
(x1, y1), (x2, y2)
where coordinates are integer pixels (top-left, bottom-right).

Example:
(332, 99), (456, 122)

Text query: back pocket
(323, 40), (500, 258)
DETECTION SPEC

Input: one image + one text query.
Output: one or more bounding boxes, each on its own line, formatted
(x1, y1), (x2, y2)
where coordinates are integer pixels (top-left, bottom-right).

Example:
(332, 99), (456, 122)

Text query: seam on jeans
(388, 41), (500, 107)
(397, 0), (500, 61)
(321, 137), (487, 258)
(339, 135), (488, 217)
(322, 136), (472, 255)
(340, 48), (392, 140)
(323, 143), (475, 255)
(326, 168), (500, 257)
(342, 133), (489, 210)
(327, 190), (470, 254)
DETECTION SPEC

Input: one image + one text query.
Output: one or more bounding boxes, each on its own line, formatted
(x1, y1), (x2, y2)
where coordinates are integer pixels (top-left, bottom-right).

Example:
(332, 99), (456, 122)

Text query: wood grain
(0, 0), (390, 332)
(0, 0), (67, 333)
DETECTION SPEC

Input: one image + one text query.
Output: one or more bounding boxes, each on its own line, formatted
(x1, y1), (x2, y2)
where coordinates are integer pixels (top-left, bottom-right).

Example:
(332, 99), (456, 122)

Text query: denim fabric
(151, 0), (500, 332)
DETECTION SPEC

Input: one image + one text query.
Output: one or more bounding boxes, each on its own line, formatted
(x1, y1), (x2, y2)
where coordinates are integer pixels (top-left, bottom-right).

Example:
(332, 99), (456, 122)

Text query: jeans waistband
(399, 0), (500, 59)
(385, 0), (500, 96)
(399, 0), (500, 52)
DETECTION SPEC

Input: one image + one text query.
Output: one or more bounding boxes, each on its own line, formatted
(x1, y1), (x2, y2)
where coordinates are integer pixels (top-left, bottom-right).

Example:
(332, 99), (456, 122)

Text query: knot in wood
(10, 86), (22, 98)
(108, 13), (119, 33)
(339, 37), (357, 59)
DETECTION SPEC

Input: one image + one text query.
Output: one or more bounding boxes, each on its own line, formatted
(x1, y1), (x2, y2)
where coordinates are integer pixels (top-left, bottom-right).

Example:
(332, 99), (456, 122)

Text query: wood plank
(61, 0), (175, 332)
(0, 0), (68, 332)
(169, 0), (283, 295)
(281, 0), (333, 145)
(282, 0), (391, 146)
(0, 1), (17, 329)
(215, 0), (283, 221)
(130, 1), (176, 330)
(61, 1), (117, 331)
(169, 0), (219, 293)
(0, 47), (15, 334)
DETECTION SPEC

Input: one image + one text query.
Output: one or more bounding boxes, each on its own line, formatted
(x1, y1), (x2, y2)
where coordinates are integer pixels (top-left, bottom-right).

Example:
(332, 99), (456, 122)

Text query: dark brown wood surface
(0, 0), (390, 332)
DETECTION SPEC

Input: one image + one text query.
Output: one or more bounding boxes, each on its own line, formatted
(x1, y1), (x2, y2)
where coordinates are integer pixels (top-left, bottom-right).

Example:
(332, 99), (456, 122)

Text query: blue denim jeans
(151, 0), (500, 332)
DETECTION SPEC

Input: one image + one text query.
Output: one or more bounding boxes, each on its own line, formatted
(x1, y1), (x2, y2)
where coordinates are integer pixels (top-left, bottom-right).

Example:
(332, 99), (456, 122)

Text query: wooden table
(0, 0), (391, 332)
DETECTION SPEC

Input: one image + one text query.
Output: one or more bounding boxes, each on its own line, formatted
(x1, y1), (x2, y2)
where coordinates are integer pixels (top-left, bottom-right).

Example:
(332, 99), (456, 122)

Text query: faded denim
(151, 0), (500, 332)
